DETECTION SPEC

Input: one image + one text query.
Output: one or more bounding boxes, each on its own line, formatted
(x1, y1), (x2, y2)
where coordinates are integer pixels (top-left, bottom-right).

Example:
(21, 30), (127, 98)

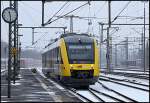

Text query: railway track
(68, 87), (121, 102)
(68, 85), (137, 102)
(37, 69), (148, 102)
(96, 81), (138, 102)
(37, 71), (93, 102)
(68, 77), (149, 102)
(100, 75), (149, 87)
(101, 71), (149, 80)
(88, 88), (124, 102)
(68, 88), (100, 102)
(99, 76), (149, 92)
(101, 68), (149, 73)
(44, 76), (124, 102)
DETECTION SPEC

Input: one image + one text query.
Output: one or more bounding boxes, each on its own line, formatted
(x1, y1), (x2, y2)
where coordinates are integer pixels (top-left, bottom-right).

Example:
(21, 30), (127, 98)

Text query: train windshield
(67, 43), (94, 64)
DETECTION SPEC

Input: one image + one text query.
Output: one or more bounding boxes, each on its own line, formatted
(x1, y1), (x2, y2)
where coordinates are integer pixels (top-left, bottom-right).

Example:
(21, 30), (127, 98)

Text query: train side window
(54, 48), (56, 64)
(48, 51), (51, 68)
(56, 47), (58, 63)
(59, 47), (63, 64)
(56, 47), (61, 64)
(44, 53), (46, 67)
(45, 52), (47, 67)
(50, 50), (52, 68)
(42, 54), (45, 67)
(51, 50), (54, 68)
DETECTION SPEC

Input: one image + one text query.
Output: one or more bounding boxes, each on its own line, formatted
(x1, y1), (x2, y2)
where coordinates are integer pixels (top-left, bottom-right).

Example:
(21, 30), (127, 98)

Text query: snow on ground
(20, 68), (31, 69)
(30, 67), (149, 102)
(90, 82), (131, 102)
(108, 79), (148, 90)
(1, 69), (6, 73)
(92, 91), (116, 102)
(99, 80), (149, 102)
(76, 90), (100, 102)
(35, 67), (46, 78)
(113, 70), (149, 74)
(100, 73), (149, 86)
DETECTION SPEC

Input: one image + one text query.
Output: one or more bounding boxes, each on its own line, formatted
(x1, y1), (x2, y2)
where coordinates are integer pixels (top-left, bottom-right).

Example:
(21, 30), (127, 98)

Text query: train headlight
(70, 65), (73, 69)
(91, 64), (94, 69)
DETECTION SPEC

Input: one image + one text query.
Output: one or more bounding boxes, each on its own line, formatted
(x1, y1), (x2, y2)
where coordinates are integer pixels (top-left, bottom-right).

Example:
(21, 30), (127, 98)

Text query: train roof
(43, 33), (94, 53)
(44, 33), (91, 48)
(60, 33), (90, 38)
(63, 34), (94, 43)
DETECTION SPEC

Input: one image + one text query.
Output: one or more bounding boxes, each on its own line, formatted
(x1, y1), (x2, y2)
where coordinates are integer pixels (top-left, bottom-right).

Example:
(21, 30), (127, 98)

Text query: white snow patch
(90, 82), (131, 102)
(76, 90), (100, 102)
(100, 80), (149, 102)
(101, 73), (149, 86)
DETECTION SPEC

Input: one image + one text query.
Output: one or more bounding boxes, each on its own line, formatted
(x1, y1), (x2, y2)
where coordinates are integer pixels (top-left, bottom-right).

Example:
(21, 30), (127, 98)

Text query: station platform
(1, 68), (82, 102)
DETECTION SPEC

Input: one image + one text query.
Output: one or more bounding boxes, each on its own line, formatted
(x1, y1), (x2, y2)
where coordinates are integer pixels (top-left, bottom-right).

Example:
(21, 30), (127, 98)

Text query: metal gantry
(18, 26), (67, 45)
(6, 0), (19, 98)
(13, 0), (19, 84)
(113, 37), (148, 69)
(41, 1), (90, 27)
(106, 1), (112, 73)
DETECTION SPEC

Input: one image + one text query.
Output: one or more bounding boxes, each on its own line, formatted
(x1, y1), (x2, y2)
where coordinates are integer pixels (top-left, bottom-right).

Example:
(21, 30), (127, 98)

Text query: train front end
(60, 34), (100, 87)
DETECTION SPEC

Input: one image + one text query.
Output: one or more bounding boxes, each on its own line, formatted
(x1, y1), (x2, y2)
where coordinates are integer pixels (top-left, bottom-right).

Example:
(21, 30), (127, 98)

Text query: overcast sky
(1, 1), (149, 51)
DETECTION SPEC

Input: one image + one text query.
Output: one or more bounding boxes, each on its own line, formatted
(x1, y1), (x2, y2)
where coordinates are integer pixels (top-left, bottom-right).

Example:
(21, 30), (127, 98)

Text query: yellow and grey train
(42, 33), (100, 87)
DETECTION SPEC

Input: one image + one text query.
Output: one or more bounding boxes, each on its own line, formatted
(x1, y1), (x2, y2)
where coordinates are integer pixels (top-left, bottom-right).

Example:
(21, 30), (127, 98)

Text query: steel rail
(89, 88), (125, 102)
(106, 68), (149, 73)
(88, 89), (105, 102)
(98, 81), (138, 102)
(45, 77), (103, 102)
(101, 71), (149, 80)
(68, 88), (93, 102)
(99, 78), (149, 92)
(100, 75), (149, 87)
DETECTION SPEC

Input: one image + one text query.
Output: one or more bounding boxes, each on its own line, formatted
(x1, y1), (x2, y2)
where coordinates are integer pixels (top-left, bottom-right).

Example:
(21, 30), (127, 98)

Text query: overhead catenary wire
(32, 30), (51, 47)
(111, 1), (131, 23)
(30, 28), (61, 49)
(24, 32), (49, 49)
(15, 4), (41, 51)
(46, 1), (69, 24)
(32, 32), (48, 45)
(72, 4), (86, 16)
(95, 1), (107, 16)
(43, 2), (90, 26)
(59, 2), (71, 16)
(20, 29), (50, 49)
(55, 2), (71, 29)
